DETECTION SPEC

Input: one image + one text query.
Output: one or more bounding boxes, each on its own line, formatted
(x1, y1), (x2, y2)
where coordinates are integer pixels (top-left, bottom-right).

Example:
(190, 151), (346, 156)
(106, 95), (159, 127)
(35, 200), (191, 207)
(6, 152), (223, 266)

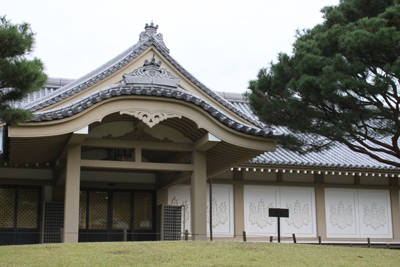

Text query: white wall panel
(168, 185), (191, 233)
(325, 188), (392, 239)
(280, 187), (316, 237)
(206, 184), (234, 237)
(168, 184), (235, 237)
(244, 186), (316, 238)
(243, 186), (279, 236)
(358, 190), (392, 238)
(325, 188), (359, 238)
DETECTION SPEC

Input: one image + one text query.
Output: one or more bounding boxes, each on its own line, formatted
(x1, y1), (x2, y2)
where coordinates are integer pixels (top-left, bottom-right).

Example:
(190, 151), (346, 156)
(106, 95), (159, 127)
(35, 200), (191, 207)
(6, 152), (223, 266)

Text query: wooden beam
(194, 133), (221, 151)
(0, 178), (53, 186)
(158, 172), (192, 190)
(81, 159), (194, 172)
(82, 138), (193, 152)
(80, 182), (156, 190)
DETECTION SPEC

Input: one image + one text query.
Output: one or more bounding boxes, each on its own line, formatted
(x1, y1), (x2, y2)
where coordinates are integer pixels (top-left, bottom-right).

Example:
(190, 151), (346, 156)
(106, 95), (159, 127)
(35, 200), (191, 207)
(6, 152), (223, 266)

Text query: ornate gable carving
(120, 110), (182, 128)
(123, 57), (180, 88)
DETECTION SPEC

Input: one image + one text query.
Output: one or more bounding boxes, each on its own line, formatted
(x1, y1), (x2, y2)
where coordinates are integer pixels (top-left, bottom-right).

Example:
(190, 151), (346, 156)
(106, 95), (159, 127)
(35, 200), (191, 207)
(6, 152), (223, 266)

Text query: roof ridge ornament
(123, 57), (180, 88)
(138, 22), (170, 53)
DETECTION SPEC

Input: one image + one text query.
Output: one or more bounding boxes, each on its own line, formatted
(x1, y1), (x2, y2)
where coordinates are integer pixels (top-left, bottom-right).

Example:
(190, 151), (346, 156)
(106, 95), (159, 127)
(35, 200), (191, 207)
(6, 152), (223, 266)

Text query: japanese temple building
(0, 23), (399, 245)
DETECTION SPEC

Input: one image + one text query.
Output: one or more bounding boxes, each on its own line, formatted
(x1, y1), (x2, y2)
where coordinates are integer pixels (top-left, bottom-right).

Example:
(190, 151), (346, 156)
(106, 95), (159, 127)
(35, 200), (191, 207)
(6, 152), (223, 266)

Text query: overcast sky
(3, 0), (339, 93)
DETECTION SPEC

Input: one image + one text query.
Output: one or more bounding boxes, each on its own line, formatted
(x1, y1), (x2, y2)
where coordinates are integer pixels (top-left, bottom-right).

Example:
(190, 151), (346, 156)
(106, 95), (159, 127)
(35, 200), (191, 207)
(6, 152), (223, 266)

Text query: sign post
(269, 208), (289, 243)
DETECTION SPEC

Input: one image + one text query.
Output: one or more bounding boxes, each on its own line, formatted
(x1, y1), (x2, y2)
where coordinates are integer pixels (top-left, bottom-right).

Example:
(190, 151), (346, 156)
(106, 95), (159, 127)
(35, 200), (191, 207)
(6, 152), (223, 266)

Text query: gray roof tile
(31, 84), (273, 138)
(221, 93), (399, 171)
(24, 24), (264, 129)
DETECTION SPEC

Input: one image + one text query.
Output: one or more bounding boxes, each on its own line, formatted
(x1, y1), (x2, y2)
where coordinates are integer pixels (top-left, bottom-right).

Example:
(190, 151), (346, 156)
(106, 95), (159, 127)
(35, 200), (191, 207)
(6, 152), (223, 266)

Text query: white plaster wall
(358, 189), (392, 238)
(80, 171), (156, 183)
(168, 184), (235, 237)
(206, 184), (234, 237)
(280, 187), (317, 238)
(244, 185), (279, 236)
(324, 188), (359, 238)
(168, 185), (191, 233)
(243, 171), (276, 181)
(244, 186), (316, 237)
(325, 188), (392, 239)
(282, 173), (314, 183)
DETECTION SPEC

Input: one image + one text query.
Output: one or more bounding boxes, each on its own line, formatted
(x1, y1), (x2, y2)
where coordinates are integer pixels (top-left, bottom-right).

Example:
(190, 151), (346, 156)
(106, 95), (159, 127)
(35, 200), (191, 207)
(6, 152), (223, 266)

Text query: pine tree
(0, 16), (47, 125)
(247, 0), (400, 167)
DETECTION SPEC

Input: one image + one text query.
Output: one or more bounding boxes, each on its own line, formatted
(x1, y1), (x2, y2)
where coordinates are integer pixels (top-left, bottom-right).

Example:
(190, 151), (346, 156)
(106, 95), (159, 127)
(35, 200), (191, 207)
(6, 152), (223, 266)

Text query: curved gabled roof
(24, 23), (265, 129)
(31, 84), (273, 138)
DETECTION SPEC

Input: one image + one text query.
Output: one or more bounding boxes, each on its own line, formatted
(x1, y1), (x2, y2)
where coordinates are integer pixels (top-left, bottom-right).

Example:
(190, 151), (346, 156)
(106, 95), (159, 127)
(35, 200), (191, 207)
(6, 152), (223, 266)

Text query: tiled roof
(32, 84), (274, 138)
(222, 92), (400, 171)
(24, 24), (264, 129)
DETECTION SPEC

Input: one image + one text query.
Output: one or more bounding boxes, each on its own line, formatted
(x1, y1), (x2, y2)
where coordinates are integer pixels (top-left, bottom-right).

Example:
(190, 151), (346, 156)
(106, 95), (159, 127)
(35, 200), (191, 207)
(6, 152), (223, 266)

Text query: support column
(190, 150), (207, 241)
(233, 169), (244, 237)
(315, 187), (327, 239)
(157, 189), (168, 206)
(390, 188), (400, 239)
(315, 172), (326, 239)
(63, 144), (81, 243)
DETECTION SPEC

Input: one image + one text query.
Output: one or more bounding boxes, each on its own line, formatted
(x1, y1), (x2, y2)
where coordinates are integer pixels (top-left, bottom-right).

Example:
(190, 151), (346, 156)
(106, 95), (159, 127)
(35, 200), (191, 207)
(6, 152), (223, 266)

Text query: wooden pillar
(315, 173), (326, 239)
(190, 150), (207, 241)
(157, 189), (168, 206)
(63, 144), (81, 243)
(389, 177), (400, 240)
(389, 183), (400, 239)
(233, 169), (244, 237)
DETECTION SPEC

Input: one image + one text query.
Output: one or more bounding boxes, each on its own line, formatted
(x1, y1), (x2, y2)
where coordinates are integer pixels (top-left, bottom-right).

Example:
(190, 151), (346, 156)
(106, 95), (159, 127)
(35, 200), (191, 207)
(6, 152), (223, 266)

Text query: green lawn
(0, 241), (398, 266)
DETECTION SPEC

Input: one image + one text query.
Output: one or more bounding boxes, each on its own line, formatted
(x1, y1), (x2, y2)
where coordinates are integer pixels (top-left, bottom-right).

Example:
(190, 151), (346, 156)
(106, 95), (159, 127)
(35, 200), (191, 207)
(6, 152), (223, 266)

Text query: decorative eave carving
(120, 110), (182, 128)
(123, 57), (180, 88)
(103, 127), (172, 142)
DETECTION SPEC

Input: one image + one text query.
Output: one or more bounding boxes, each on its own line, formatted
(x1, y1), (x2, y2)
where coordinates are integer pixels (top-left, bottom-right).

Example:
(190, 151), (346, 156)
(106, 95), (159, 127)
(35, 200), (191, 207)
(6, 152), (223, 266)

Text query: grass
(0, 241), (399, 266)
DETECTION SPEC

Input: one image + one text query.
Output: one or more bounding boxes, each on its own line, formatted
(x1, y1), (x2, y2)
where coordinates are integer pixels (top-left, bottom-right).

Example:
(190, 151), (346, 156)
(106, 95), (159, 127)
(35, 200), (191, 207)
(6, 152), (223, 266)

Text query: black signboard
(269, 208), (289, 218)
(269, 208), (289, 243)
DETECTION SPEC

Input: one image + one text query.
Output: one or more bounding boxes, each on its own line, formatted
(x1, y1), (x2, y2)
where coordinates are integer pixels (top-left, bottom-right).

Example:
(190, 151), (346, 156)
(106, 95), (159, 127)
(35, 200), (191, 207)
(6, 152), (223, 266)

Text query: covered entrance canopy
(4, 23), (275, 243)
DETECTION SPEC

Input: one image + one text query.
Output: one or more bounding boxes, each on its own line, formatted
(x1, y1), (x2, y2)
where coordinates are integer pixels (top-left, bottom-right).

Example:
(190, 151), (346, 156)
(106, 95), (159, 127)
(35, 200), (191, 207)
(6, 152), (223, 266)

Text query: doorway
(0, 186), (41, 245)
(78, 189), (156, 242)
